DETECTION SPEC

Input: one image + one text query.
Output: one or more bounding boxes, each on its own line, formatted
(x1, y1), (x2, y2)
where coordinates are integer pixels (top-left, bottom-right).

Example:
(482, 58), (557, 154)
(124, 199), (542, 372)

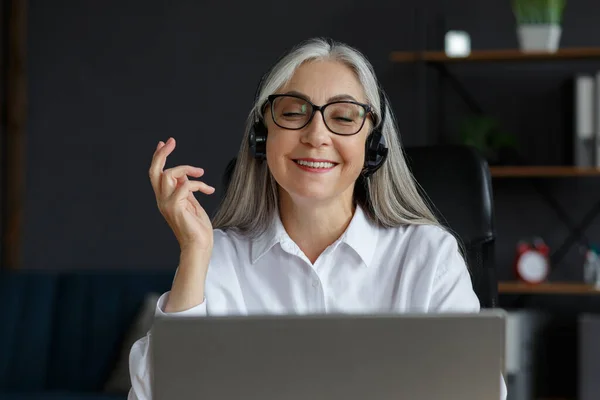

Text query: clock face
(518, 250), (548, 283)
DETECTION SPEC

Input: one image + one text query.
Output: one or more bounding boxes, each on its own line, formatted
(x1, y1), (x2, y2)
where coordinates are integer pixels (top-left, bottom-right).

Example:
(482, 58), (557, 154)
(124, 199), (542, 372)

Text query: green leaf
(458, 115), (518, 152)
(512, 0), (566, 24)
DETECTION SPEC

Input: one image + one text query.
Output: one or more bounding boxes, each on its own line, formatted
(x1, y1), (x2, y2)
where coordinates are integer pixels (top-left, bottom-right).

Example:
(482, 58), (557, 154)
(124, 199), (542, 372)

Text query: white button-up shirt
(128, 206), (507, 399)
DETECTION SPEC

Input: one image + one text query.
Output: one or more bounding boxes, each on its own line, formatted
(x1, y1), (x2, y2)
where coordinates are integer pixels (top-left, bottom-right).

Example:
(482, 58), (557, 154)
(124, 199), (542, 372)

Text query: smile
(293, 159), (338, 172)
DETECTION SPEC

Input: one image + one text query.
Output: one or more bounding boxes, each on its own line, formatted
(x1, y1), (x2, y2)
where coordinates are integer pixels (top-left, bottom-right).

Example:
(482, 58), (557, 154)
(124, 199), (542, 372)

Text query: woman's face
(265, 60), (372, 206)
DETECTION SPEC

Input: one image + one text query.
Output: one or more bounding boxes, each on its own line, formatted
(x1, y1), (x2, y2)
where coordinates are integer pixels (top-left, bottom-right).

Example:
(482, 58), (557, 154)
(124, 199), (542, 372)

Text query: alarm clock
(514, 238), (550, 284)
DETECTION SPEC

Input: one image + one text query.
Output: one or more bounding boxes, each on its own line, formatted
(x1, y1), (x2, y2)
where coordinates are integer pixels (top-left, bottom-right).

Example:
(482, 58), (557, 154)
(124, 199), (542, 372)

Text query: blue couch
(0, 269), (174, 400)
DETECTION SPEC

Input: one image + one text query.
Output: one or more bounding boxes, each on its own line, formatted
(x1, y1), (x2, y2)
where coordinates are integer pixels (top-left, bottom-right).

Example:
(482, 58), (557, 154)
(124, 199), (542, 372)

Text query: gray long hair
(212, 37), (441, 236)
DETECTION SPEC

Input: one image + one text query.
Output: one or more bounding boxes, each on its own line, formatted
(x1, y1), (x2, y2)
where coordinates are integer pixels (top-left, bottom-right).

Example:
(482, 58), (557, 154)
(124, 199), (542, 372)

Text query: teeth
(296, 160), (335, 169)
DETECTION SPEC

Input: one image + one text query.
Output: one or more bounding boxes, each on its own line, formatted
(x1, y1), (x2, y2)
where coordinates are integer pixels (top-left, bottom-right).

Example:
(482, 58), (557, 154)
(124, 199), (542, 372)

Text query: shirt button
(312, 280), (319, 288)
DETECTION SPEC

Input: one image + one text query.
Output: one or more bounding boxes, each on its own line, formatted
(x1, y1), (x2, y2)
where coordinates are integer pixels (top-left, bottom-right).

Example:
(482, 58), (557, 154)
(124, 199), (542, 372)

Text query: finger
(149, 138), (176, 192)
(161, 166), (204, 197)
(172, 180), (215, 203)
(164, 165), (205, 180)
(149, 142), (164, 191)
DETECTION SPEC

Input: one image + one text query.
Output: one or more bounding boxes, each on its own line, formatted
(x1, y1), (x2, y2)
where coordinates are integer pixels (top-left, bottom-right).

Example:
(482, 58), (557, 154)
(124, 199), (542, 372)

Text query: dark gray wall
(23, 0), (430, 269)
(21, 0), (600, 277)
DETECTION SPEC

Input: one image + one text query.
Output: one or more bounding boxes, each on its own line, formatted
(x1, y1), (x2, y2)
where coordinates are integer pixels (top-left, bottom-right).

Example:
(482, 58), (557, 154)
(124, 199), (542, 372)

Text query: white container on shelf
(517, 24), (562, 52)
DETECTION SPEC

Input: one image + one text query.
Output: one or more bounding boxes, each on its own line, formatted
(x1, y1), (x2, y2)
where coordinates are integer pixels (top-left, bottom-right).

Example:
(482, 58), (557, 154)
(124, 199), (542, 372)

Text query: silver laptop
(151, 310), (506, 400)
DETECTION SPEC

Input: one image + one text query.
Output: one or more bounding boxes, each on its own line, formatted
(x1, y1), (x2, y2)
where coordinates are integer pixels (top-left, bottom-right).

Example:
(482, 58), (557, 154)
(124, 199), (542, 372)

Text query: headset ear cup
(249, 122), (268, 160)
(363, 129), (388, 177)
(362, 87), (390, 177)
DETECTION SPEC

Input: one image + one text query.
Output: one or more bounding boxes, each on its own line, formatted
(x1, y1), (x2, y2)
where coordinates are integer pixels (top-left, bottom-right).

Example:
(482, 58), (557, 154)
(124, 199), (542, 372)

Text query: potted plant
(459, 115), (520, 165)
(512, 0), (566, 52)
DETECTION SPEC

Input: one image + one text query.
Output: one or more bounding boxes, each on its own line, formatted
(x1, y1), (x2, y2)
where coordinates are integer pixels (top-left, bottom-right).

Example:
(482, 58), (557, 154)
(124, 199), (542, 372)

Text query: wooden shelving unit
(489, 166), (600, 178)
(388, 46), (600, 273)
(390, 47), (600, 63)
(499, 281), (600, 295)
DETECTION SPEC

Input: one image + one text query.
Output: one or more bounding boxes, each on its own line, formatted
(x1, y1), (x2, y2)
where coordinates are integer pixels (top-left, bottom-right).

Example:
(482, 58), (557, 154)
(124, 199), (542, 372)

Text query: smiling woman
(213, 38), (433, 240)
(130, 37), (507, 400)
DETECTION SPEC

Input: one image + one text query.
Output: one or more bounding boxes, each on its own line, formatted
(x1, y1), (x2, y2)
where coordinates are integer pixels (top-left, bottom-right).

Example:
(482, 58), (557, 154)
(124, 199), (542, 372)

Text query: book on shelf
(573, 73), (600, 168)
(595, 71), (600, 168)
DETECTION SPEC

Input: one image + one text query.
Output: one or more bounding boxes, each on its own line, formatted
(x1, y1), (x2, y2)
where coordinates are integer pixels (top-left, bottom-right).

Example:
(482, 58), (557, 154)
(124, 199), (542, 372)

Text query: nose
(300, 111), (332, 148)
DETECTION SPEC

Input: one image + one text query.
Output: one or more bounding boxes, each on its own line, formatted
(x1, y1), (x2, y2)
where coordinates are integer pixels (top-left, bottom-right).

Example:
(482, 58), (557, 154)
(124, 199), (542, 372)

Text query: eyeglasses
(265, 94), (374, 136)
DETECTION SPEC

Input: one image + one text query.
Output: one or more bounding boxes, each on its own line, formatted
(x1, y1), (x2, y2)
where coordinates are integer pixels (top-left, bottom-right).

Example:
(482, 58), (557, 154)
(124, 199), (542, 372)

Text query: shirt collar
(251, 211), (289, 264)
(339, 205), (379, 267)
(251, 205), (379, 267)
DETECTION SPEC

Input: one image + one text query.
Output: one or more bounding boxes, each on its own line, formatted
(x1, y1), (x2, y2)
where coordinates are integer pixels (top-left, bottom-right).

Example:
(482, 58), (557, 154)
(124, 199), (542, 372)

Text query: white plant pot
(517, 24), (562, 52)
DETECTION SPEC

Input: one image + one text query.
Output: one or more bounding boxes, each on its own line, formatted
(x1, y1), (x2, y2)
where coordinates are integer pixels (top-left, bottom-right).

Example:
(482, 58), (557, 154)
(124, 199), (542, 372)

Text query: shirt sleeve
(155, 291), (208, 316)
(127, 230), (247, 400)
(127, 291), (207, 400)
(428, 231), (507, 400)
(428, 232), (480, 313)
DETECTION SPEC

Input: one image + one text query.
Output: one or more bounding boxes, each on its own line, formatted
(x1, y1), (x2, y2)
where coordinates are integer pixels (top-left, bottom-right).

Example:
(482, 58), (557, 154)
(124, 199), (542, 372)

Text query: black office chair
(403, 145), (498, 308)
(222, 145), (498, 308)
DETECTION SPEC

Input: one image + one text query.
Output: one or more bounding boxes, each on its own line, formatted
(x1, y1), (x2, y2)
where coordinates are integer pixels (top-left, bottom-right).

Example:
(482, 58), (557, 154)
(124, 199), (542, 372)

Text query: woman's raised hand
(149, 137), (216, 253)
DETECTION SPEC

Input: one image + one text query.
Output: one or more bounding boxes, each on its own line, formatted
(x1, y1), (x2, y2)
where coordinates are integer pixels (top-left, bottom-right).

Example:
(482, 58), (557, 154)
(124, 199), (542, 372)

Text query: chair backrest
(222, 145), (498, 308)
(403, 145), (498, 308)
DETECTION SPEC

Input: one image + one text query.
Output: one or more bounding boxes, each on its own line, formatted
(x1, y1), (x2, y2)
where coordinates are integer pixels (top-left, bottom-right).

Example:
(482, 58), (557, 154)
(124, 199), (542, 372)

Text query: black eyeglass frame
(263, 94), (377, 136)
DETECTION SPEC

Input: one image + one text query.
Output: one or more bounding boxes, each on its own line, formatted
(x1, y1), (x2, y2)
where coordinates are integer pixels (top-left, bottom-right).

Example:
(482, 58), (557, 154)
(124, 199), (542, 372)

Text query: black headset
(248, 51), (389, 178)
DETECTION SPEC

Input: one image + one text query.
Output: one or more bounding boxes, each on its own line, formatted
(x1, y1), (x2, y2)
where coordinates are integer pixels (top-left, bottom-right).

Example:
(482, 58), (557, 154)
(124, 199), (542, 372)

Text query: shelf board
(499, 282), (600, 295)
(489, 166), (600, 178)
(390, 47), (600, 63)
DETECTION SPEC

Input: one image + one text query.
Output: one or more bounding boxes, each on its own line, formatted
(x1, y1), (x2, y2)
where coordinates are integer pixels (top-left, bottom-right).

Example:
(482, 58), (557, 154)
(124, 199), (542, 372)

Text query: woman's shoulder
(388, 223), (478, 312)
(212, 227), (251, 250)
(201, 229), (253, 276)
(378, 222), (464, 274)
(382, 222), (460, 251)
